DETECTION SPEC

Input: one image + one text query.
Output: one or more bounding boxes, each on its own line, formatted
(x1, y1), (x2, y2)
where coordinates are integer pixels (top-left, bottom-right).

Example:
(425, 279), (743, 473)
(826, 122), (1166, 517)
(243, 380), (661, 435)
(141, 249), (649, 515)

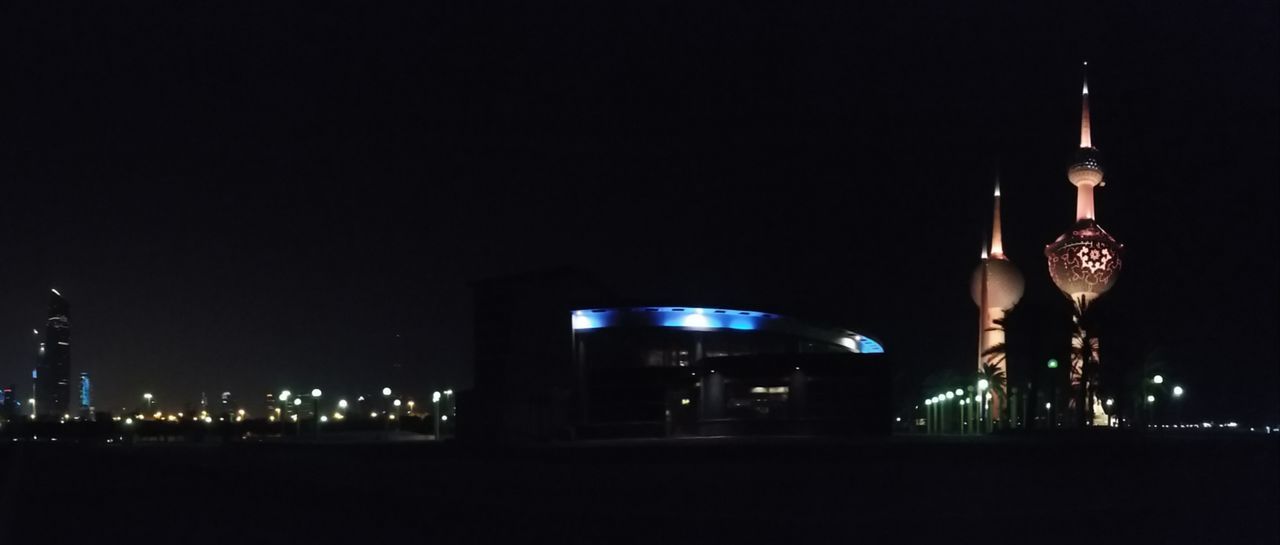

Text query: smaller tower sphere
(970, 259), (1025, 309)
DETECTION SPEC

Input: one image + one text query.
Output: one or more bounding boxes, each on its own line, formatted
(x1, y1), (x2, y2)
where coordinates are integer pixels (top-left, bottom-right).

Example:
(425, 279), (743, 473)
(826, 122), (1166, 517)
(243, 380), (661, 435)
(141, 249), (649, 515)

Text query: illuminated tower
(1045, 64), (1123, 425)
(35, 289), (72, 419)
(971, 180), (1023, 421)
(79, 372), (92, 419)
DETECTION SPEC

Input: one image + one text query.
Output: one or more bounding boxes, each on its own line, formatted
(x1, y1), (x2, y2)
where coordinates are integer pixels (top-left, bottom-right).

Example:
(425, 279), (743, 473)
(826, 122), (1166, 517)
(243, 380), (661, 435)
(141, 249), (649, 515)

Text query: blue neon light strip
(570, 307), (884, 354)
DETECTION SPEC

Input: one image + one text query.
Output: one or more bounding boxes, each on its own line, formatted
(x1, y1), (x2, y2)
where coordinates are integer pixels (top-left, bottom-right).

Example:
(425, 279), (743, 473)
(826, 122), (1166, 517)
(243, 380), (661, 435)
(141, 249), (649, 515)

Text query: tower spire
(1079, 61), (1092, 148)
(989, 178), (1004, 258)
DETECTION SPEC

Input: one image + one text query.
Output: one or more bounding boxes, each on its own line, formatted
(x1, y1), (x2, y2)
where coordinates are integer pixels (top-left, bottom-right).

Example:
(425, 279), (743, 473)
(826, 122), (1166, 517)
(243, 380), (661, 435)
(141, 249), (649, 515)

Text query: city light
(1105, 398), (1114, 406)
(280, 390), (292, 401)
(925, 399), (933, 405)
(1173, 386), (1184, 397)
(945, 392), (954, 400)
(393, 399), (402, 407)
(294, 398), (302, 406)
(370, 412), (378, 418)
(382, 387), (392, 396)
(338, 399), (349, 409)
(319, 415), (329, 423)
(954, 389), (963, 396)
(1147, 395), (1156, 403)
(1152, 375), (1164, 384)
(978, 379), (989, 391)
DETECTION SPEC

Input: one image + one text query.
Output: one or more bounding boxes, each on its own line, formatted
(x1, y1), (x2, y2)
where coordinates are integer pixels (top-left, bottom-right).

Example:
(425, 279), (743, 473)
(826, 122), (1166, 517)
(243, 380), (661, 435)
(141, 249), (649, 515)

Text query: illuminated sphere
(970, 258), (1025, 310)
(1068, 147), (1104, 188)
(1045, 219), (1122, 303)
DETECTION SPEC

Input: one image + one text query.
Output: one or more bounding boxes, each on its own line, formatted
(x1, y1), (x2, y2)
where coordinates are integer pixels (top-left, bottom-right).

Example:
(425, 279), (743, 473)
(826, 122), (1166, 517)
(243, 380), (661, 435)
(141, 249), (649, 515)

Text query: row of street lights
(922, 379), (994, 434)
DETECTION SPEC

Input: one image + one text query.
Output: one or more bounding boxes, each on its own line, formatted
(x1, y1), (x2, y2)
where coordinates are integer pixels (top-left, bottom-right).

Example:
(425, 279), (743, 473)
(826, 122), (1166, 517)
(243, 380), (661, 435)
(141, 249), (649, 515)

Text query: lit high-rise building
(80, 372), (92, 418)
(35, 289), (72, 419)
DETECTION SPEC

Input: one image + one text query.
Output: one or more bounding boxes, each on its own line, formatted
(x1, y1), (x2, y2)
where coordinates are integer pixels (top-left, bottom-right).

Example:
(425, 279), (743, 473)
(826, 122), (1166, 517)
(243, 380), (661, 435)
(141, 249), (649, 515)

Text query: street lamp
(1152, 375), (1164, 385)
(382, 387), (392, 397)
(143, 393), (153, 412)
(311, 389), (322, 437)
(432, 391), (443, 439)
(1146, 395), (1155, 403)
(1172, 386), (1184, 397)
(925, 398), (933, 434)
(338, 399), (348, 410)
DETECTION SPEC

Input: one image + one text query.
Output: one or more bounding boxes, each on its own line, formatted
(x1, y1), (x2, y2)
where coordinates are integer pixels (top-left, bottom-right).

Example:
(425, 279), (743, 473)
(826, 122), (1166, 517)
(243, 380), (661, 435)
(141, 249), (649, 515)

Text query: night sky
(4, 2), (1276, 420)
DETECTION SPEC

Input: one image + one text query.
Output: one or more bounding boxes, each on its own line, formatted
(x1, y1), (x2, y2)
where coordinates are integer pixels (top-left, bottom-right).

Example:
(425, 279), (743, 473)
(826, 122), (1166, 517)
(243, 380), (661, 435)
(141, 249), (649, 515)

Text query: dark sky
(3, 1), (1276, 420)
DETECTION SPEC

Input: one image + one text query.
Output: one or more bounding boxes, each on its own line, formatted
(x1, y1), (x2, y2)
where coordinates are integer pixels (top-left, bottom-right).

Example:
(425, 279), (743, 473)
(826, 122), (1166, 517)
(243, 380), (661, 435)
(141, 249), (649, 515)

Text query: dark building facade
(467, 270), (890, 442)
(35, 289), (72, 419)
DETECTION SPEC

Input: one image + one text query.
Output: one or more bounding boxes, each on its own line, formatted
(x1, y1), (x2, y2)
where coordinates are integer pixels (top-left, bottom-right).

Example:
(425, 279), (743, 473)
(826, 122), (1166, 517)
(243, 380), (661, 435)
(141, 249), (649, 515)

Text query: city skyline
(3, 3), (1276, 423)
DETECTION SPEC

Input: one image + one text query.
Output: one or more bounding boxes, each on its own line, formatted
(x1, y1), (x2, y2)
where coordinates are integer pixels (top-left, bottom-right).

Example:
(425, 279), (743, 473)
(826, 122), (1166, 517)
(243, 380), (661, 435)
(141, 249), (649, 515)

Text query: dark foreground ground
(1, 433), (1276, 544)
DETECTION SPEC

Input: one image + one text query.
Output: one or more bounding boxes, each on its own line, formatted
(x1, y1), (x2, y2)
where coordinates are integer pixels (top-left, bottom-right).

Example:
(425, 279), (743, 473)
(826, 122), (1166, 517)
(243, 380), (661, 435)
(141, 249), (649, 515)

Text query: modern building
(466, 269), (890, 442)
(0, 385), (17, 421)
(35, 289), (72, 419)
(971, 181), (1023, 420)
(573, 307), (888, 438)
(79, 372), (92, 419)
(1044, 64), (1124, 425)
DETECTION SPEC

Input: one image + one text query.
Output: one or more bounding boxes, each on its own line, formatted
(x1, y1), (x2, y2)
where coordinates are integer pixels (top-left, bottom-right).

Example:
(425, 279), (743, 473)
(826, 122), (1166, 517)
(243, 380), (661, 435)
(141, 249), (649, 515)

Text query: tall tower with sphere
(1045, 63), (1124, 425)
(971, 180), (1023, 423)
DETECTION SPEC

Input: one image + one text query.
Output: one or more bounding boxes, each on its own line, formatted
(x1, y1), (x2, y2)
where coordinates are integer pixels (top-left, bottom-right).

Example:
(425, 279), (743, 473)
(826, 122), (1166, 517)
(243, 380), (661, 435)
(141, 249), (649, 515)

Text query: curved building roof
(570, 306), (885, 354)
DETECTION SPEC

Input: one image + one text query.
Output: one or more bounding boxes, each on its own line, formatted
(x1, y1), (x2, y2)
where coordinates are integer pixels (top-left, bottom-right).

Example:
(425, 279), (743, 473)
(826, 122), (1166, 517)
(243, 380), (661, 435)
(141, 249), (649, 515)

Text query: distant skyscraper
(80, 372), (92, 417)
(35, 289), (72, 419)
(0, 385), (17, 420)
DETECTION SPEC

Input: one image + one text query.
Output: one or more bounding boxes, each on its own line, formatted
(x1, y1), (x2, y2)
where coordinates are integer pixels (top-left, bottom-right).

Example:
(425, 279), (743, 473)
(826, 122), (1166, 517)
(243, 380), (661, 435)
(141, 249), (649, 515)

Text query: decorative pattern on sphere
(970, 259), (1025, 309)
(1045, 219), (1123, 300)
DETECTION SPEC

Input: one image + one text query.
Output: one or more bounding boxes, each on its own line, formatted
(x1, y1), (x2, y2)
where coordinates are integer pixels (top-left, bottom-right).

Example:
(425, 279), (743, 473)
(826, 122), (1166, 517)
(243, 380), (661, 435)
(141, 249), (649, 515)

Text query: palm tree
(1070, 295), (1102, 427)
(981, 315), (1010, 425)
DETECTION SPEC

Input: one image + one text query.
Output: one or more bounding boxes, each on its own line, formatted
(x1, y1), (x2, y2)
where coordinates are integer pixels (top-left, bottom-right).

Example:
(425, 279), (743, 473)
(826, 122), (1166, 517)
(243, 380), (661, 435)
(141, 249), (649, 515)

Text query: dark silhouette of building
(36, 289), (72, 419)
(0, 385), (18, 421)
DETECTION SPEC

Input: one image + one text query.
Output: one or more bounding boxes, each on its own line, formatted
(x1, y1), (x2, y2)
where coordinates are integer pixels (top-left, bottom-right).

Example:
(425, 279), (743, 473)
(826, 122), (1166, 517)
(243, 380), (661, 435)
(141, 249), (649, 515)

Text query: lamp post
(279, 390), (292, 436)
(311, 389), (322, 437)
(1172, 386), (1184, 425)
(925, 398), (933, 434)
(977, 379), (989, 433)
(432, 391), (442, 439)
(143, 393), (153, 413)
